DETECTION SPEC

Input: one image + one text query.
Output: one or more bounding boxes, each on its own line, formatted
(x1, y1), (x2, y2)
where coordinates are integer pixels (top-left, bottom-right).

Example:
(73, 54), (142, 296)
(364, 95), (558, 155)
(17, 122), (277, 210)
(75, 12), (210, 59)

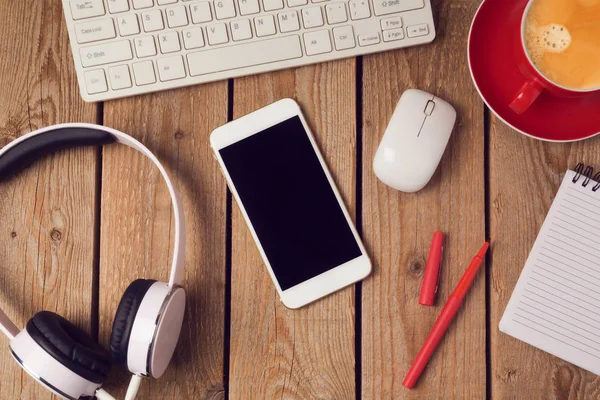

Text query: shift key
(80, 41), (133, 67)
(373, 0), (423, 16)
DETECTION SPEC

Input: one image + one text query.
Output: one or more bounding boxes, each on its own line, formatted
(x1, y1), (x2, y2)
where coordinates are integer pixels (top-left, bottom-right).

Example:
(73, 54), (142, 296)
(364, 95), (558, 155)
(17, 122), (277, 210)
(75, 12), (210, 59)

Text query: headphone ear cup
(109, 279), (156, 365)
(26, 311), (111, 383)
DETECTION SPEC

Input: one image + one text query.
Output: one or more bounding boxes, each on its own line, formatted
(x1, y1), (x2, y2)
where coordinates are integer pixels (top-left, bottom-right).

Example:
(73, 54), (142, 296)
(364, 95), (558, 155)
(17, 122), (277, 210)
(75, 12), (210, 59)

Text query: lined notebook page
(500, 169), (600, 375)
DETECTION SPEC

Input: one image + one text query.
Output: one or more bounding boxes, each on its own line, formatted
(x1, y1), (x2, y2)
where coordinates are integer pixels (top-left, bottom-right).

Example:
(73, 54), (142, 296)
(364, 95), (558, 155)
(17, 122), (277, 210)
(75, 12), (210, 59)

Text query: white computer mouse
(373, 89), (456, 193)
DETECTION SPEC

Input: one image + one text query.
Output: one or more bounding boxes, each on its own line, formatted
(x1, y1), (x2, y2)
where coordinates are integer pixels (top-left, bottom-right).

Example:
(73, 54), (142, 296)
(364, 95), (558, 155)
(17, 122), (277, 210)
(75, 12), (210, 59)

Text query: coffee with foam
(524, 0), (600, 90)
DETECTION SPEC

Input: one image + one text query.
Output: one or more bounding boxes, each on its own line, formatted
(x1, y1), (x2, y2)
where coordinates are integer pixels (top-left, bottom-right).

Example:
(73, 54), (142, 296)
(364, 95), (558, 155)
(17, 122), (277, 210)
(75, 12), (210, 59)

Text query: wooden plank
(228, 61), (357, 398)
(99, 84), (229, 397)
(360, 0), (486, 397)
(489, 122), (600, 397)
(0, 1), (99, 399)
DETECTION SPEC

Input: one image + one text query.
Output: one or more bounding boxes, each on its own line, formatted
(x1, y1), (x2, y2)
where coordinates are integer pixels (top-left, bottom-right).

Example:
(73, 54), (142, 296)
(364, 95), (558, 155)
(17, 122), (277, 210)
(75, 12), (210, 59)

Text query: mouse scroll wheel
(424, 100), (435, 116)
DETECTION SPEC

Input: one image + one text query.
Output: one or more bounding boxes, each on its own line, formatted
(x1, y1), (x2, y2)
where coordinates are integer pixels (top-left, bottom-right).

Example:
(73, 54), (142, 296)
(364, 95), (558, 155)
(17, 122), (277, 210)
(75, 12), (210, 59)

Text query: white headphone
(0, 123), (186, 400)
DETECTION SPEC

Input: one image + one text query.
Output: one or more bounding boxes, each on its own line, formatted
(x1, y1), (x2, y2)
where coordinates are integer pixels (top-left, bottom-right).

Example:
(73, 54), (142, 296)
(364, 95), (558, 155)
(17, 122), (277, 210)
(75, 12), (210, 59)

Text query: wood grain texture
(100, 84), (228, 398)
(489, 119), (600, 399)
(228, 61), (357, 399)
(360, 0), (485, 398)
(5, 0), (600, 398)
(0, 1), (99, 399)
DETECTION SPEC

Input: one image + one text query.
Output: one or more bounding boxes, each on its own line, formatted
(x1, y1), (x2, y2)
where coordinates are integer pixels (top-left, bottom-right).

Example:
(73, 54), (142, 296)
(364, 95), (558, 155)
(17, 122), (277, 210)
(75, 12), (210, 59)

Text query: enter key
(373, 0), (423, 16)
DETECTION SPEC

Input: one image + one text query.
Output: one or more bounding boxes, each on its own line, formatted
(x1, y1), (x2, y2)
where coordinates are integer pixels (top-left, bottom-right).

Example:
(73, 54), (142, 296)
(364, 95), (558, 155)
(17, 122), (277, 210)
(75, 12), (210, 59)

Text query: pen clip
(434, 244), (444, 295)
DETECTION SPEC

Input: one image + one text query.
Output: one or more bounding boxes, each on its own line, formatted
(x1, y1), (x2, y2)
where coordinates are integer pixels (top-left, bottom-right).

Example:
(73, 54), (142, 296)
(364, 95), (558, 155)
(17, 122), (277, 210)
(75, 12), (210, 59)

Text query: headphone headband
(0, 123), (185, 340)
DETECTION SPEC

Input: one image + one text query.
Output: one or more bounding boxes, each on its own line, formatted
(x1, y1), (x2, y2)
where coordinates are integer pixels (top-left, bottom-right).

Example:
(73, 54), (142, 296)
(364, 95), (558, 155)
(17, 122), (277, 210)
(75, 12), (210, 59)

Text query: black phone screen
(219, 116), (362, 290)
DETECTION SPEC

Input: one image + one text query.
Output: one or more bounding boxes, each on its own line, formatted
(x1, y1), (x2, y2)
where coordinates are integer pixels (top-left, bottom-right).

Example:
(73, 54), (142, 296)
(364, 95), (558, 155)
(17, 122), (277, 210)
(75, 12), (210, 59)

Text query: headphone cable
(125, 374), (143, 400)
(94, 375), (142, 400)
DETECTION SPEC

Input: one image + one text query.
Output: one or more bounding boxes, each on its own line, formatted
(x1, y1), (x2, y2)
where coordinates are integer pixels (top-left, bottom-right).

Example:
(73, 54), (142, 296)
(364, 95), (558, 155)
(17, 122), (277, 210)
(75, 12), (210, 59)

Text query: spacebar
(187, 35), (303, 76)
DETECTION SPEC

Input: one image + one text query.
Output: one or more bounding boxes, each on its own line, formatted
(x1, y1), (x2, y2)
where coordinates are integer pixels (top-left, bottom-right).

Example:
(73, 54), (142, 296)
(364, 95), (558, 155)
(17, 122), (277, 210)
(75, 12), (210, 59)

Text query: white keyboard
(63, 0), (435, 102)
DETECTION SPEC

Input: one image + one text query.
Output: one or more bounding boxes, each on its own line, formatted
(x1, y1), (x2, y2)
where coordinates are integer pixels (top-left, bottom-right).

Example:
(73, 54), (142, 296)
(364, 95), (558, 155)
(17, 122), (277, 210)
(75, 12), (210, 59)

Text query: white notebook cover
(500, 169), (600, 376)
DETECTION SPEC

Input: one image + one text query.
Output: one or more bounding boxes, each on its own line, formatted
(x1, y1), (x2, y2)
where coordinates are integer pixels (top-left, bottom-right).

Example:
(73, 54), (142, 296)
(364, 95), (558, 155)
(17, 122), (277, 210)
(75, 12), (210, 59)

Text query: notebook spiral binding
(572, 163), (600, 192)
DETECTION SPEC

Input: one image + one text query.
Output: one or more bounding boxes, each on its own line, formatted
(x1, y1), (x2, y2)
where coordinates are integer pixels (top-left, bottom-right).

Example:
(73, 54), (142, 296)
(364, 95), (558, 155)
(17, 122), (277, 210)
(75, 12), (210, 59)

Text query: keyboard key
(70, 0), (105, 20)
(135, 36), (157, 57)
(238, 0), (260, 15)
(263, 0), (283, 11)
(190, 2), (213, 23)
(407, 23), (429, 37)
(167, 6), (189, 27)
(207, 23), (229, 44)
(84, 69), (108, 94)
(312, 0), (328, 3)
(231, 19), (253, 41)
(108, 0), (130, 13)
(142, 10), (165, 31)
(118, 14), (141, 36)
(80, 40), (133, 67)
(215, 0), (236, 19)
(75, 18), (116, 43)
(133, 0), (154, 9)
(358, 32), (379, 46)
(303, 30), (331, 55)
(302, 7), (324, 28)
(254, 15), (276, 36)
(325, 3), (347, 24)
(373, 0), (423, 16)
(278, 11), (299, 32)
(133, 60), (156, 85)
(183, 27), (205, 49)
(108, 65), (132, 89)
(348, 0), (370, 20)
(333, 25), (355, 50)
(158, 31), (181, 53)
(187, 35), (302, 75)
(383, 27), (404, 41)
(380, 16), (402, 30)
(158, 0), (178, 4)
(287, 0), (307, 6)
(157, 55), (186, 81)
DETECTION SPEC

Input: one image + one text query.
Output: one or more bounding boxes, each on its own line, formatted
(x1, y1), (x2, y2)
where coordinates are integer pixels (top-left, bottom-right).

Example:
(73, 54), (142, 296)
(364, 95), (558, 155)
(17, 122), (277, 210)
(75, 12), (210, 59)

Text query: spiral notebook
(500, 164), (600, 376)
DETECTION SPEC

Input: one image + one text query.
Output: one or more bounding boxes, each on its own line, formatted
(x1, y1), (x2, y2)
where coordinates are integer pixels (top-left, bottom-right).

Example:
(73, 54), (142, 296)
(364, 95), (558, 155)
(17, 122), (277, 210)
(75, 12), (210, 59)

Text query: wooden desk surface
(1, 0), (600, 398)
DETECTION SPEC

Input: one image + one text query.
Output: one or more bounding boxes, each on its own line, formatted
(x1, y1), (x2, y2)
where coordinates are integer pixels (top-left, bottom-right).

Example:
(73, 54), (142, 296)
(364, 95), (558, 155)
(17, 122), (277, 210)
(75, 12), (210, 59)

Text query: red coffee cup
(510, 0), (600, 114)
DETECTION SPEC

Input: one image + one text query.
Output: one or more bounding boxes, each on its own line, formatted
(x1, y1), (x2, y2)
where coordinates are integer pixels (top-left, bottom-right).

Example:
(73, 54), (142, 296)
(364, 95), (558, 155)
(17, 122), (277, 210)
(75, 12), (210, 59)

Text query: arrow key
(383, 27), (404, 42)
(407, 23), (429, 38)
(358, 32), (380, 46)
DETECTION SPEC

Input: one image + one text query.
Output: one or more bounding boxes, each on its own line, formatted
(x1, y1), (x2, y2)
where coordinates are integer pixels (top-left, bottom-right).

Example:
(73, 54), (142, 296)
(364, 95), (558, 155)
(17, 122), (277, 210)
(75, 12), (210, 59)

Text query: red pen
(403, 240), (490, 389)
(419, 232), (444, 306)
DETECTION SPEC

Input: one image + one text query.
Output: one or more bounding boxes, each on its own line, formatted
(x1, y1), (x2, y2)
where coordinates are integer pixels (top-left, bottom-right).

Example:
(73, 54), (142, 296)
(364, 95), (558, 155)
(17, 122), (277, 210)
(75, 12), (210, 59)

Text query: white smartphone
(210, 99), (371, 308)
